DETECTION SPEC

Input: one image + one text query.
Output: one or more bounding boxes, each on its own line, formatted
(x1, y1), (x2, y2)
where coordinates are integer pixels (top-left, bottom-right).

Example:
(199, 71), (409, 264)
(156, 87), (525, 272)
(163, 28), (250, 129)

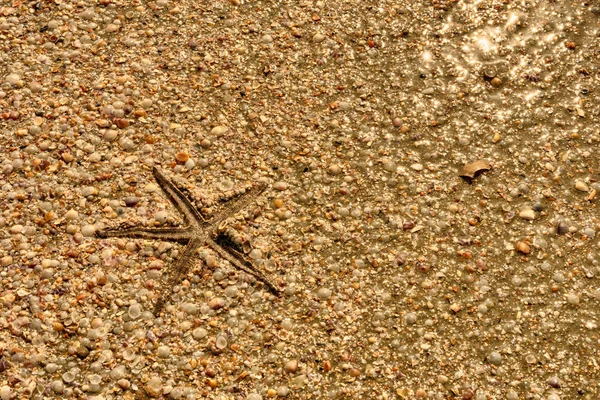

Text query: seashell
(515, 241), (530, 254)
(459, 160), (491, 180)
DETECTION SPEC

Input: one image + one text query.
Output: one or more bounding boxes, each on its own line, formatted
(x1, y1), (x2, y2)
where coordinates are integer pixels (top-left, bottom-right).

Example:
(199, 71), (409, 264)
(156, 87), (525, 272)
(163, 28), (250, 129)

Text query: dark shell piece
(555, 221), (569, 235)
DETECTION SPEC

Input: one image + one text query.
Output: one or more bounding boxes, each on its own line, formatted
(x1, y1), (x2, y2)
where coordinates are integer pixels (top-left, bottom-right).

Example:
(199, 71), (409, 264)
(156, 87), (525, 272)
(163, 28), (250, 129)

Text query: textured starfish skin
(96, 167), (281, 314)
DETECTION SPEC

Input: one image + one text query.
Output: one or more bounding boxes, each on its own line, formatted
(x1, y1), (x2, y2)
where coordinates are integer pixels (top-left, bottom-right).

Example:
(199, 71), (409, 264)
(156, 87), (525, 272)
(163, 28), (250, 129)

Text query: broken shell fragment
(459, 160), (491, 180)
(555, 221), (569, 235)
(519, 209), (535, 221)
(515, 241), (531, 254)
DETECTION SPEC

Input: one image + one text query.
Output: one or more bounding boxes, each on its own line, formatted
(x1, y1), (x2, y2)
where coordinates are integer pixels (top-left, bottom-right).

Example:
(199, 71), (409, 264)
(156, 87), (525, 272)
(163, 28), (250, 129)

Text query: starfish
(96, 167), (282, 315)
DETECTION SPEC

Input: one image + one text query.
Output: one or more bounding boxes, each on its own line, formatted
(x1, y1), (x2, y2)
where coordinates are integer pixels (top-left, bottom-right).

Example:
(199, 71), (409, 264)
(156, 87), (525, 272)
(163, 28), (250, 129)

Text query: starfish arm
(153, 237), (203, 315)
(211, 182), (268, 226)
(96, 226), (192, 244)
(152, 167), (206, 226)
(206, 238), (281, 296)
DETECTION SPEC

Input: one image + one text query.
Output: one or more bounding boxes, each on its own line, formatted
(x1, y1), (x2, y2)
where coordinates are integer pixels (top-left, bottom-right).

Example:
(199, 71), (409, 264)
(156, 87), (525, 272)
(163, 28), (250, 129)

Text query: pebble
(490, 77), (502, 87)
(546, 376), (561, 388)
(317, 287), (332, 300)
(209, 297), (225, 310)
(211, 126), (228, 136)
(146, 377), (163, 397)
(488, 351), (502, 365)
(247, 394), (262, 400)
(566, 293), (580, 305)
(277, 387), (289, 397)
(0, 386), (11, 400)
(519, 209), (535, 221)
(284, 360), (298, 373)
(312, 33), (325, 43)
(193, 327), (208, 340)
(81, 225), (96, 237)
(5, 73), (20, 85)
(405, 312), (417, 325)
(574, 181), (588, 191)
(124, 197), (140, 207)
(65, 209), (79, 220)
(157, 345), (170, 358)
(273, 181), (288, 191)
(154, 210), (168, 223)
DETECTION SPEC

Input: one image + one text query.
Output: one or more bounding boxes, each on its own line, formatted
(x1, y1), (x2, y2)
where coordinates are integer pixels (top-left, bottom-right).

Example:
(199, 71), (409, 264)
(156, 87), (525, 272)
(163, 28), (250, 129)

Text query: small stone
(565, 41), (576, 49)
(115, 118), (129, 129)
(284, 360), (298, 373)
(208, 297), (225, 310)
(124, 197), (140, 207)
(211, 126), (228, 136)
(317, 287), (332, 300)
(555, 221), (569, 235)
(103, 129), (118, 142)
(141, 98), (153, 109)
(185, 159), (195, 170)
(546, 376), (561, 388)
(483, 69), (497, 80)
(76, 344), (90, 359)
(146, 377), (163, 397)
(392, 117), (402, 126)
(157, 345), (170, 358)
(490, 77), (502, 87)
(260, 34), (273, 44)
(5, 74), (20, 85)
(312, 33), (325, 43)
(405, 312), (417, 325)
(0, 386), (11, 400)
(328, 164), (341, 175)
(81, 225), (96, 237)
(145, 183), (159, 193)
(488, 351), (502, 365)
(273, 181), (288, 191)
(65, 209), (79, 220)
(519, 209), (535, 221)
(193, 327), (207, 339)
(273, 198), (284, 208)
(566, 293), (580, 305)
(583, 228), (596, 238)
(10, 224), (24, 235)
(154, 210), (168, 224)
(574, 181), (588, 191)
(62, 152), (74, 162)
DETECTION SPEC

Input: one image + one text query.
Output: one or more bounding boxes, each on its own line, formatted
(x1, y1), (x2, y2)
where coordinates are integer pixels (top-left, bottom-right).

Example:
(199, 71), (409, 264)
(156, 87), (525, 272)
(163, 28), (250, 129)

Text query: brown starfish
(96, 167), (282, 315)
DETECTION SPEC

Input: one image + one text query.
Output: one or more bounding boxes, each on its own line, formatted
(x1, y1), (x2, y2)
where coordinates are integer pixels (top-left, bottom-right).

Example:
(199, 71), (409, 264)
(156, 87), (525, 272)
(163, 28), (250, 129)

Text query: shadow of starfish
(96, 167), (282, 315)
